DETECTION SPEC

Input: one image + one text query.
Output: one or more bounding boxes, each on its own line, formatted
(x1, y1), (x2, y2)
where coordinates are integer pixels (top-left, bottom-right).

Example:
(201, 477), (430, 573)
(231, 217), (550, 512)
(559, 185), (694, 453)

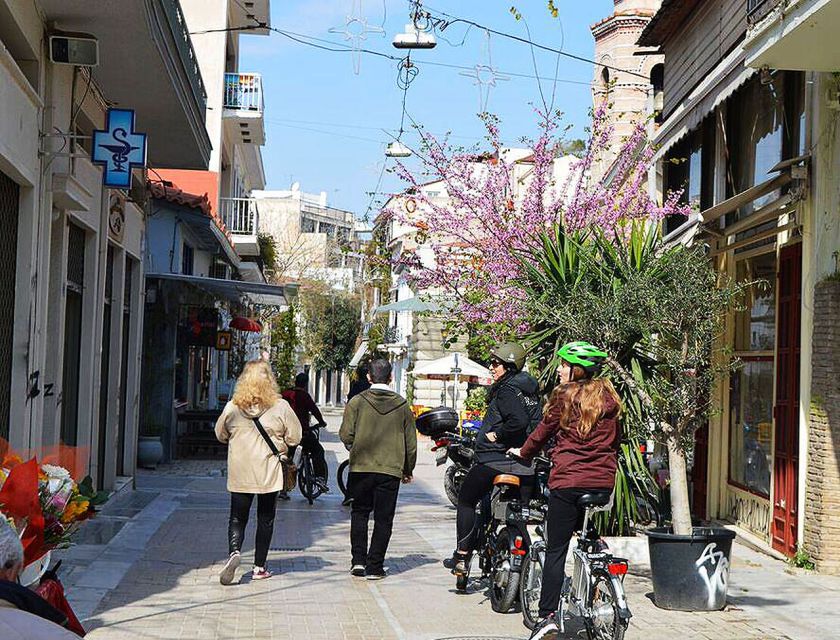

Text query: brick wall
(805, 278), (840, 574)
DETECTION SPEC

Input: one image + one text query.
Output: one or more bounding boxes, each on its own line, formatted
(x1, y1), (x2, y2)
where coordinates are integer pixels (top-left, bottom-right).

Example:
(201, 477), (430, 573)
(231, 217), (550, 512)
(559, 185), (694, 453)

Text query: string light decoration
(386, 56), (418, 158)
(328, 0), (386, 74)
(459, 30), (509, 112)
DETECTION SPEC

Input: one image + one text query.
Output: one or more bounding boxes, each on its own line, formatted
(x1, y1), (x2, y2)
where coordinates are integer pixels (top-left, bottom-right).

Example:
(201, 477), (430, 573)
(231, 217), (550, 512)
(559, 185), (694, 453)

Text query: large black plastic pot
(647, 526), (736, 611)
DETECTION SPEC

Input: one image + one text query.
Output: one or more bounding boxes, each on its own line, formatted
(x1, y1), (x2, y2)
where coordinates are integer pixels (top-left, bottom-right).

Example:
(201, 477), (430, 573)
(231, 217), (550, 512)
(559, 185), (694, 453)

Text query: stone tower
(590, 0), (663, 181)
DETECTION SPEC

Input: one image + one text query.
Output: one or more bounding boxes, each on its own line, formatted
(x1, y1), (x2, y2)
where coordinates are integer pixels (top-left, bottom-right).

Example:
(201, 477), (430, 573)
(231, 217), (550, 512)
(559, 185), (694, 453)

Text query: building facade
(0, 0), (212, 490)
(640, 0), (840, 572)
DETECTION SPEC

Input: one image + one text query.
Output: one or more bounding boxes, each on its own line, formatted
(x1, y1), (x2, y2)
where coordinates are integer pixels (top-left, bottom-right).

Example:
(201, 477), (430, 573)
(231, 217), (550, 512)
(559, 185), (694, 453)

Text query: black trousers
(539, 488), (593, 618)
(349, 472), (400, 572)
(290, 429), (328, 479)
(228, 491), (278, 567)
(456, 463), (535, 552)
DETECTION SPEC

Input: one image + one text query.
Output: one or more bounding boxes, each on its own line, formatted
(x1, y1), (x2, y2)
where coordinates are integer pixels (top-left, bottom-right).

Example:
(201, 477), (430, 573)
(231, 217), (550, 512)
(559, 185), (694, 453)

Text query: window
(729, 250), (776, 497)
(727, 72), (806, 220)
(663, 118), (714, 235)
(650, 64), (664, 123)
(182, 243), (194, 275)
(301, 216), (316, 233)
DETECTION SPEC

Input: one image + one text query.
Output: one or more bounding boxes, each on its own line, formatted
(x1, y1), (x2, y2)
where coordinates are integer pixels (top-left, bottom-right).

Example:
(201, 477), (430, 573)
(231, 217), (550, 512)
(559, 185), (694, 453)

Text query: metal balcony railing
(223, 73), (264, 113)
(220, 197), (258, 235)
(383, 325), (402, 344)
(747, 0), (781, 26)
(161, 0), (207, 112)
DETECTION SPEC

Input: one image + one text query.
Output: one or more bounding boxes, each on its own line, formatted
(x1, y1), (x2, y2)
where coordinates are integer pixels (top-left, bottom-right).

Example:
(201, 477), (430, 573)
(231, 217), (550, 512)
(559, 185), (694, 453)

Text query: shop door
(62, 225), (86, 446)
(772, 242), (802, 556)
(0, 171), (19, 440)
(97, 247), (114, 490)
(691, 423), (709, 521)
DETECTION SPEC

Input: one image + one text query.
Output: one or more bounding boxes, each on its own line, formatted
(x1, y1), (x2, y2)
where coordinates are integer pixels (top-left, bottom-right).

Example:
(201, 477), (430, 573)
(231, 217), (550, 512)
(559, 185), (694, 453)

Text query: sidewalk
(52, 413), (836, 640)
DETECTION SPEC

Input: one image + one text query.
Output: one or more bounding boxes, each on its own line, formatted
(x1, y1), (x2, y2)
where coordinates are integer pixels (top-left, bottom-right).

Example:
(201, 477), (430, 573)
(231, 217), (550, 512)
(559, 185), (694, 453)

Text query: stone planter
(137, 436), (164, 469)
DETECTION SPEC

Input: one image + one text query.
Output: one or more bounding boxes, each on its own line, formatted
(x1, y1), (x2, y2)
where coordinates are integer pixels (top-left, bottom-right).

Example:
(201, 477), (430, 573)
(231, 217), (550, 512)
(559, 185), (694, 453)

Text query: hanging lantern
(386, 141), (412, 158)
(393, 23), (437, 49)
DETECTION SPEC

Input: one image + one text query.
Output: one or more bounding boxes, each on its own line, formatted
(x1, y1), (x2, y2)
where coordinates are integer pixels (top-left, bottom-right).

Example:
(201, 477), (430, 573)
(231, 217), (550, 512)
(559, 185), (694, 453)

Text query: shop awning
(375, 298), (440, 314)
(230, 316), (263, 332)
(413, 353), (492, 383)
(146, 273), (288, 307)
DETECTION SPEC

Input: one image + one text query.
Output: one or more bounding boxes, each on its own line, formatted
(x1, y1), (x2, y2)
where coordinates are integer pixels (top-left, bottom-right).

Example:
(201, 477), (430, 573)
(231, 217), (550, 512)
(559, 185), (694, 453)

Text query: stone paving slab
(60, 414), (834, 639)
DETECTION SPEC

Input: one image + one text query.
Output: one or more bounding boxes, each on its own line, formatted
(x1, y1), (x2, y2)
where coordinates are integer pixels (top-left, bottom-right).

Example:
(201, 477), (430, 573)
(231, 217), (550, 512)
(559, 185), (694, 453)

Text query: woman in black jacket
(443, 342), (541, 576)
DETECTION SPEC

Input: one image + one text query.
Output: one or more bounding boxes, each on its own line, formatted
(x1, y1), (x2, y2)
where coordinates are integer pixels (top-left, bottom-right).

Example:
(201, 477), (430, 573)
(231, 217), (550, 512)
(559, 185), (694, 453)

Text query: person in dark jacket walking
(509, 341), (622, 640)
(347, 365), (371, 402)
(443, 342), (541, 576)
(339, 359), (417, 580)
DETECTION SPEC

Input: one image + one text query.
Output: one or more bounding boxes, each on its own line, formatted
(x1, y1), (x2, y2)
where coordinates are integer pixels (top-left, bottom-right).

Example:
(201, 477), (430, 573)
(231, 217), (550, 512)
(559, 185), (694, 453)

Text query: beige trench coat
(214, 400), (302, 493)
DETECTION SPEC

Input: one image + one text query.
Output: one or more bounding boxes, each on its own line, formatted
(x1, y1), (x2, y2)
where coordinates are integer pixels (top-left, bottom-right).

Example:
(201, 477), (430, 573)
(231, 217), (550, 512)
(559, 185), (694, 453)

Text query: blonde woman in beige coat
(215, 359), (302, 584)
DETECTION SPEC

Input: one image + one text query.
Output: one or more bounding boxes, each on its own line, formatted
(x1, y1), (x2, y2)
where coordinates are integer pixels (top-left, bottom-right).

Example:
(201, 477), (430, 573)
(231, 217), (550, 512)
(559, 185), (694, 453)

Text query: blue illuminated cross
(92, 108), (147, 189)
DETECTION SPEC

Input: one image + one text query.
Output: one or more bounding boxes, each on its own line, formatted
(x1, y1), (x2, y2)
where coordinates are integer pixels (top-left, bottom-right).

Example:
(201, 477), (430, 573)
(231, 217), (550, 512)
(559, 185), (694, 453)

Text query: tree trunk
(667, 434), (693, 536)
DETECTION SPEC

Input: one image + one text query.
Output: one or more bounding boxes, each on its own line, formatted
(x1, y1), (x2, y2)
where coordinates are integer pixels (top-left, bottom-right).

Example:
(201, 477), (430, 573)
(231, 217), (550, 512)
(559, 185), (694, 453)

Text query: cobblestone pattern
(805, 279), (840, 574)
(76, 417), (803, 640)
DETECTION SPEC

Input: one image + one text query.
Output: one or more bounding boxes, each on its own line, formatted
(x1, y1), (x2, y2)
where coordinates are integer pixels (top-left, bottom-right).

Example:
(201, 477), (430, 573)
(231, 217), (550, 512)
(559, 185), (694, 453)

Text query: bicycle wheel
(489, 528), (520, 614)
(519, 552), (543, 630)
(584, 568), (628, 640)
(337, 459), (350, 497)
(298, 455), (318, 504)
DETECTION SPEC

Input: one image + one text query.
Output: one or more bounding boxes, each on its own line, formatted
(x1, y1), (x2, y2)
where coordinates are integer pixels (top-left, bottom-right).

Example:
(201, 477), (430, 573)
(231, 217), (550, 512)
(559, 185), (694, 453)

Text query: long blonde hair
(544, 365), (622, 439)
(232, 360), (279, 412)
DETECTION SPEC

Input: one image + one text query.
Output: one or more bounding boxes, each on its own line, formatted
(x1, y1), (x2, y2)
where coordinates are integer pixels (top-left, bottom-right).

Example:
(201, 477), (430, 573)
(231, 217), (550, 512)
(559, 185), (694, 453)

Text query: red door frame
(772, 242), (802, 556)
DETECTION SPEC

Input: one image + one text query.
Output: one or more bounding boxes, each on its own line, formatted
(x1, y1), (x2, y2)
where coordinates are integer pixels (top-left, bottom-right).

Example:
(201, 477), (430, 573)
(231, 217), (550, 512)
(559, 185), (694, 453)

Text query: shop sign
(108, 192), (125, 242)
(92, 108), (147, 188)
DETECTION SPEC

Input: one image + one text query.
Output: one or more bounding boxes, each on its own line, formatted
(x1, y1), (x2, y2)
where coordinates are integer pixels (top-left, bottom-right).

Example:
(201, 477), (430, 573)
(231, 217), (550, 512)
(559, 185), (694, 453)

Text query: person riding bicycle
(283, 373), (329, 495)
(509, 341), (622, 640)
(443, 342), (541, 576)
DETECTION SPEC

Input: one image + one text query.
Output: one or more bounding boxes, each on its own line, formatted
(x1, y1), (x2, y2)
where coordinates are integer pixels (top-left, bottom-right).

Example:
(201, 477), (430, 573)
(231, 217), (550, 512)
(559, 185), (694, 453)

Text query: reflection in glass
(729, 360), (773, 496)
(735, 252), (776, 352)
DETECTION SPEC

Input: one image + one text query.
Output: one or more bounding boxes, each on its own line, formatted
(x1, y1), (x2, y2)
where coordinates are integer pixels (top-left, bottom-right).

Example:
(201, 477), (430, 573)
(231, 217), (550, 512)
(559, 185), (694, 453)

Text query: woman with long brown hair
(509, 341), (622, 640)
(214, 359), (302, 585)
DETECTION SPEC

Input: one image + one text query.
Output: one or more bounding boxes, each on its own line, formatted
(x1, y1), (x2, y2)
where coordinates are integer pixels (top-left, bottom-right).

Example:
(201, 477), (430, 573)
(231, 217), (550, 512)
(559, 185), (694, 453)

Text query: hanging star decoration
(329, 0), (385, 75)
(459, 31), (510, 112)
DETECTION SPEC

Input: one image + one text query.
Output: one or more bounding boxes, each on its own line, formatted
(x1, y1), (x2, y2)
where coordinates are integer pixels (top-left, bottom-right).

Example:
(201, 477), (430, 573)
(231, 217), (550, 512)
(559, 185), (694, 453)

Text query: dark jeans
(539, 488), (594, 618)
(455, 463), (535, 552)
(349, 472), (400, 572)
(228, 491), (278, 567)
(291, 429), (328, 479)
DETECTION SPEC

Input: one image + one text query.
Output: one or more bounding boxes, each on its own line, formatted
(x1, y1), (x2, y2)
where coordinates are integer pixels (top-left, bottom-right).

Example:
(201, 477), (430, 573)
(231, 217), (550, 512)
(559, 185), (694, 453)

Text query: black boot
(442, 551), (470, 575)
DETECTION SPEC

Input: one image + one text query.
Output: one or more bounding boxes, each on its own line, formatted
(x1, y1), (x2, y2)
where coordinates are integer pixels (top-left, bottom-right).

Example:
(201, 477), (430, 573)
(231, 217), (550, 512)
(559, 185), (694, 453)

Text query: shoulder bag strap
(252, 416), (281, 458)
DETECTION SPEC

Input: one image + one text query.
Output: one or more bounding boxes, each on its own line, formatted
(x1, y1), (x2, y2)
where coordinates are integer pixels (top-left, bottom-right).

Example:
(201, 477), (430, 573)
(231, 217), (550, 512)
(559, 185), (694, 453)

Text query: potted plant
(137, 421), (164, 469)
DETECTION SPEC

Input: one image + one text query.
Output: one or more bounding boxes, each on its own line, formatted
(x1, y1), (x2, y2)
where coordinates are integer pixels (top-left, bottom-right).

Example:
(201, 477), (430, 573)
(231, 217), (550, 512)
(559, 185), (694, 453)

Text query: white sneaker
(350, 565), (365, 577)
(219, 551), (240, 585)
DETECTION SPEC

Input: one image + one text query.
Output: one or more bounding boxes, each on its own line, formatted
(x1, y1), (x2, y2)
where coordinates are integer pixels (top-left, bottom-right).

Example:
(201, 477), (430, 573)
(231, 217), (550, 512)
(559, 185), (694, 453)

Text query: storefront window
(730, 250), (776, 497)
(729, 360), (774, 496)
(734, 252), (776, 351)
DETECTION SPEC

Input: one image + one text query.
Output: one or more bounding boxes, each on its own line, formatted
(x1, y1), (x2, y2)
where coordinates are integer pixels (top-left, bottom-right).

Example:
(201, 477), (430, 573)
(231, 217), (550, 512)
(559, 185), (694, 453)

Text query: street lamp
(385, 141), (412, 158)
(392, 22), (437, 49)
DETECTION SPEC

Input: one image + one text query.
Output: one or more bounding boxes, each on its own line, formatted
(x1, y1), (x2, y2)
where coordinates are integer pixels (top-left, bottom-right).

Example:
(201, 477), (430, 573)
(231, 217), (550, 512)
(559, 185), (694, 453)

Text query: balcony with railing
(220, 197), (260, 256)
(222, 73), (265, 146)
(744, 0), (839, 71)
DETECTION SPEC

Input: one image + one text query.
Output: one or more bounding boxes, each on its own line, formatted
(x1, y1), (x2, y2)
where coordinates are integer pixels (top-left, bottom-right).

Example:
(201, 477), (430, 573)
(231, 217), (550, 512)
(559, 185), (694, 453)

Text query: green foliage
(78, 476), (109, 506)
(300, 287), (362, 371)
(789, 547), (816, 570)
(518, 221), (752, 451)
(561, 138), (587, 158)
(257, 232), (278, 274)
(270, 307), (298, 390)
(464, 387), (488, 414)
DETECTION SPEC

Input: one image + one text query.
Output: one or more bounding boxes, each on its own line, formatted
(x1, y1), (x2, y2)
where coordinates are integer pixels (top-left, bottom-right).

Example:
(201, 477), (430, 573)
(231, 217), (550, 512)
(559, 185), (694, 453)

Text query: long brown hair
(544, 365), (622, 439)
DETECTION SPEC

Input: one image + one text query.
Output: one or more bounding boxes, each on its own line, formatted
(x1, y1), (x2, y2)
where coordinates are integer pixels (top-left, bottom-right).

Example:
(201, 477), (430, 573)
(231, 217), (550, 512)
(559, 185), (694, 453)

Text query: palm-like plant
(516, 222), (749, 536)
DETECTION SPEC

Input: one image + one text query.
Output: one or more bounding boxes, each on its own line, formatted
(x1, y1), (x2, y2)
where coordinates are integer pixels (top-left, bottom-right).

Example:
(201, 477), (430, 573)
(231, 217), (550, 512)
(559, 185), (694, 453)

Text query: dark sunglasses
(489, 359), (504, 368)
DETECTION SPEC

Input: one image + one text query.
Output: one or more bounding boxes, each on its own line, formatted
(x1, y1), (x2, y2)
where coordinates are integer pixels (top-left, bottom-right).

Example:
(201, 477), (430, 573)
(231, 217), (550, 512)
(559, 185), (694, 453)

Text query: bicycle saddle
(576, 491), (612, 508)
(493, 474), (521, 487)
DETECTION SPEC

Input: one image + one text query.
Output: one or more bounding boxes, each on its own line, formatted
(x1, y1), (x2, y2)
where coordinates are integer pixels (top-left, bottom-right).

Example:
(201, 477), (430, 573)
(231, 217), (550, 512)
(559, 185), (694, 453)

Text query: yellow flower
(60, 499), (89, 524)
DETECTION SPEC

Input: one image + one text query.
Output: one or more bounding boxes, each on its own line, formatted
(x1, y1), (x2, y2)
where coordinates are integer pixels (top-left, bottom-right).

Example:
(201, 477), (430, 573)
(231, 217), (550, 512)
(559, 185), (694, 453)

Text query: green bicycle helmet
(557, 341), (608, 374)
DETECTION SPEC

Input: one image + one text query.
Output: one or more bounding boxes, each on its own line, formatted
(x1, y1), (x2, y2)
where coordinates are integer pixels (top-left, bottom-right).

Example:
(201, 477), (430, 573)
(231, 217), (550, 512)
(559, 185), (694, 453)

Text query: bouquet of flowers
(0, 444), (107, 565)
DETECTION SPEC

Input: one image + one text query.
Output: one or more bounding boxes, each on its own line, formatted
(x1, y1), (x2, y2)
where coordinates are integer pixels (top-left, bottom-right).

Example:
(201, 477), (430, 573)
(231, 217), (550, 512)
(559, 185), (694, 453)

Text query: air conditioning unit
(49, 34), (99, 67)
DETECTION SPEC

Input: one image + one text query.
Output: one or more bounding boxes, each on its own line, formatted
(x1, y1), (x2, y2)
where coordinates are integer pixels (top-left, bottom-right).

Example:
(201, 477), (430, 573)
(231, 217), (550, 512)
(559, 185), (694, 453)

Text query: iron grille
(747, 0), (780, 26)
(67, 224), (86, 289)
(0, 171), (19, 440)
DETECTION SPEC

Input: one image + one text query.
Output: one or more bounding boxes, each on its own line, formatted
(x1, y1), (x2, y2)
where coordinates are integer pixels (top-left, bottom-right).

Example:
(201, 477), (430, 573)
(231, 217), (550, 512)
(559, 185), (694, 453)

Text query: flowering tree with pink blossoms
(387, 104), (686, 333)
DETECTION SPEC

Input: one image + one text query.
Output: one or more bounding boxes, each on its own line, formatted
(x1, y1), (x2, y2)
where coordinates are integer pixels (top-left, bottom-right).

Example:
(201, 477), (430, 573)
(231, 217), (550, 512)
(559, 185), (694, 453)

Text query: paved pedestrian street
(52, 413), (838, 640)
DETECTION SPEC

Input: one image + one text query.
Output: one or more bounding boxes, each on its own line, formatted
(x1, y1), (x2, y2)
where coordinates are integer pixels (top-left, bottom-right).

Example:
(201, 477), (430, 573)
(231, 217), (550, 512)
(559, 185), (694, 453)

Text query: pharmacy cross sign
(92, 108), (147, 188)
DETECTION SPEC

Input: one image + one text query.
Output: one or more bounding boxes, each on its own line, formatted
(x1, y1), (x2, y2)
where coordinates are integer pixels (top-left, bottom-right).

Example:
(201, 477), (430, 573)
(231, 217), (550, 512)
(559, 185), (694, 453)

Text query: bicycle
(337, 458), (351, 505)
(519, 489), (632, 640)
(296, 422), (328, 505)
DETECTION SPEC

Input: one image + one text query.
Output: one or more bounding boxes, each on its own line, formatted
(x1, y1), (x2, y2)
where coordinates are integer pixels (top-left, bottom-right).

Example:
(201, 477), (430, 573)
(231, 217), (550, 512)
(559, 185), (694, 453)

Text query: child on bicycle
(508, 341), (622, 640)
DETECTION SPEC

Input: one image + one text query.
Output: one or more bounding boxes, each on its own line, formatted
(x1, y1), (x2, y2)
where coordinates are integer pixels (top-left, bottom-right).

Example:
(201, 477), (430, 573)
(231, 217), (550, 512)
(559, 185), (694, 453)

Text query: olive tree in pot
(518, 222), (754, 610)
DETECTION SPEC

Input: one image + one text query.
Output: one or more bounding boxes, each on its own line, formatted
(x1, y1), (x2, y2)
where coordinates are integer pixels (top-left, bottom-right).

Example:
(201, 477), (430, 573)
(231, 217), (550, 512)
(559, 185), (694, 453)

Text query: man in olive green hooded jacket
(340, 358), (417, 580)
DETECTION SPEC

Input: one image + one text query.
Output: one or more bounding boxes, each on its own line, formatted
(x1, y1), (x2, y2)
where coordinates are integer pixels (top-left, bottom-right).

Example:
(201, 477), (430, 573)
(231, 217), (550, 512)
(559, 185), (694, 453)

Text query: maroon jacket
(519, 386), (620, 491)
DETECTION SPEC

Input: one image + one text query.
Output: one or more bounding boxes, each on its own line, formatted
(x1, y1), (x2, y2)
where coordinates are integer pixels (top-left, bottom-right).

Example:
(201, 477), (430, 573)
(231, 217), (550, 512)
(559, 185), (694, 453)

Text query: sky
(239, 0), (614, 220)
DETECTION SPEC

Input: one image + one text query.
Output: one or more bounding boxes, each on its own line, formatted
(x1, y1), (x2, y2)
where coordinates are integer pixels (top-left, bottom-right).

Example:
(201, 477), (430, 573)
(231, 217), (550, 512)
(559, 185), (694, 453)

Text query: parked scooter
(431, 429), (477, 507)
